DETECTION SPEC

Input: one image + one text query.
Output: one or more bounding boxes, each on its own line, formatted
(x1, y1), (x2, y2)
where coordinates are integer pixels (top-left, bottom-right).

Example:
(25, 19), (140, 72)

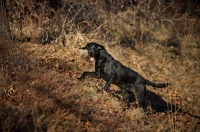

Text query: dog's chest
(96, 58), (118, 75)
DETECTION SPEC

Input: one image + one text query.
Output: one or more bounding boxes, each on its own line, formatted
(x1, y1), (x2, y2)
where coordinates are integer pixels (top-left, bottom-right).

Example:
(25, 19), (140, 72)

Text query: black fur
(78, 42), (168, 110)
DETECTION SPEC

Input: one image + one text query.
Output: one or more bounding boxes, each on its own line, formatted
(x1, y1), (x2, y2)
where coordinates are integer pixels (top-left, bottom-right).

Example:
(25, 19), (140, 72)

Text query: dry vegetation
(0, 0), (200, 131)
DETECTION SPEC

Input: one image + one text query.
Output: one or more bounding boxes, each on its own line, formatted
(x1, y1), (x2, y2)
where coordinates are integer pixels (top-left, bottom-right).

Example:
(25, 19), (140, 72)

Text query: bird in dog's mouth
(78, 47), (94, 61)
(78, 47), (88, 58)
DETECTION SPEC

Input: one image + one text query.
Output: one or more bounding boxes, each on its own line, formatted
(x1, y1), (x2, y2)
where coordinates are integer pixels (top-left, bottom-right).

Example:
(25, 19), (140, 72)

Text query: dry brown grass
(1, 0), (200, 131)
(1, 32), (200, 131)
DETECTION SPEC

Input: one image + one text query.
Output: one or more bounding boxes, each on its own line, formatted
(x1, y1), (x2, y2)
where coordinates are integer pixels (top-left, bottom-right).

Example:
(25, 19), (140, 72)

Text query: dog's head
(79, 42), (105, 57)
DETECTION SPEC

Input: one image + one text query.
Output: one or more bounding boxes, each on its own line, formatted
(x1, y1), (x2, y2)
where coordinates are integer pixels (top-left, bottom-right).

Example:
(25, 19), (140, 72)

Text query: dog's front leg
(103, 75), (116, 92)
(77, 68), (101, 80)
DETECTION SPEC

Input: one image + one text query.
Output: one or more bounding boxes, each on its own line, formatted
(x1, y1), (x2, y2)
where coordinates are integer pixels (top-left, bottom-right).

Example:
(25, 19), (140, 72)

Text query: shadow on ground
(146, 90), (199, 119)
(115, 88), (200, 119)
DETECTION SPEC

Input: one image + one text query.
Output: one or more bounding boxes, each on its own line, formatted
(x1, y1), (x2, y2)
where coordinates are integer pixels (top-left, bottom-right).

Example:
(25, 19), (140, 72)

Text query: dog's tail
(145, 79), (168, 88)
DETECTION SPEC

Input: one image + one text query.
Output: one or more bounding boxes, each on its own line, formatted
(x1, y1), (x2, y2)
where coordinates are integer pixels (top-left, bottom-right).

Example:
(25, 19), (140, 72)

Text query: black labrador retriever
(78, 42), (168, 110)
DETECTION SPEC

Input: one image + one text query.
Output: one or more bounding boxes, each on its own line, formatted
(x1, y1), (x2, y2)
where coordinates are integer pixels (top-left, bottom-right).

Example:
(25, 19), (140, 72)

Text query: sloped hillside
(0, 0), (200, 131)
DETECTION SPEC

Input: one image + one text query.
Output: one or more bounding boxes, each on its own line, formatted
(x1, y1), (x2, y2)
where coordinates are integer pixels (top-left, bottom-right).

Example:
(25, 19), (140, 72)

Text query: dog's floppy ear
(95, 44), (104, 50)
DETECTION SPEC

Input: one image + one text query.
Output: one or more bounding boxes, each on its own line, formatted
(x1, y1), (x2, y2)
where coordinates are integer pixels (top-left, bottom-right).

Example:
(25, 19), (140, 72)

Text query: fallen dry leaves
(0, 40), (200, 131)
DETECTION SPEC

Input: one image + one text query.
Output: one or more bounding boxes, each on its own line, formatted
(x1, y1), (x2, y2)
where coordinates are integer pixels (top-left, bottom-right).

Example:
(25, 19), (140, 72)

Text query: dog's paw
(106, 89), (115, 96)
(97, 89), (103, 93)
(77, 77), (84, 81)
(97, 89), (114, 96)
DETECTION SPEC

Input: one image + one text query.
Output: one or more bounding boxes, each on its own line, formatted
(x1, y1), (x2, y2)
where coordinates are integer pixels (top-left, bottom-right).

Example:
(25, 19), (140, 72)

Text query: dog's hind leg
(131, 84), (147, 111)
(121, 88), (132, 107)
